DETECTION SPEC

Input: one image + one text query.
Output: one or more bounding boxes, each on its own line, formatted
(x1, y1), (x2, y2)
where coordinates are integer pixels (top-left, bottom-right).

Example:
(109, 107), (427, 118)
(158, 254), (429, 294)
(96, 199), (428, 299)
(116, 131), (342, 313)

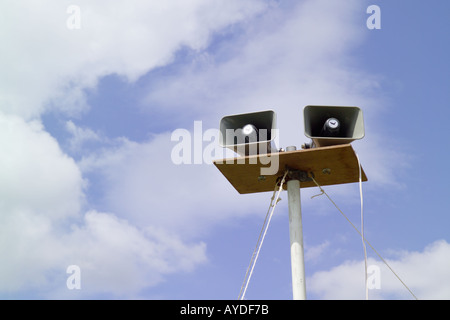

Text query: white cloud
(0, 101), (214, 299)
(305, 241), (330, 263)
(0, 0), (269, 297)
(0, 209), (207, 298)
(0, 112), (81, 291)
(78, 132), (272, 240)
(0, 113), (207, 297)
(0, 113), (84, 220)
(65, 120), (103, 152)
(0, 0), (268, 119)
(143, 0), (368, 116)
(62, 210), (207, 297)
(308, 240), (450, 300)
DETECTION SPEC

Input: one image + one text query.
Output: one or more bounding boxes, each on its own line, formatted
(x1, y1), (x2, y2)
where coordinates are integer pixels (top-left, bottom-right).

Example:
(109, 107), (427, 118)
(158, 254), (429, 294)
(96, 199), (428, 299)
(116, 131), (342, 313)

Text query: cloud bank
(308, 240), (450, 300)
(0, 0), (267, 298)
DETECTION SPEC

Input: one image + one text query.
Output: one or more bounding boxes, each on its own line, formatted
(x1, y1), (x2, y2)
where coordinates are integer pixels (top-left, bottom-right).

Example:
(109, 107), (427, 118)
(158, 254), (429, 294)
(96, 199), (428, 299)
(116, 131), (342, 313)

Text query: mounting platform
(213, 144), (367, 194)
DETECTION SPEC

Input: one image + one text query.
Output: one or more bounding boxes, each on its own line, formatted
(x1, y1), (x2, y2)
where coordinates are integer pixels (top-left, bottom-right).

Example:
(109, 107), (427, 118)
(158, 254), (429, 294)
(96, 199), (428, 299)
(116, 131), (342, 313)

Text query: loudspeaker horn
(219, 110), (277, 156)
(303, 105), (364, 148)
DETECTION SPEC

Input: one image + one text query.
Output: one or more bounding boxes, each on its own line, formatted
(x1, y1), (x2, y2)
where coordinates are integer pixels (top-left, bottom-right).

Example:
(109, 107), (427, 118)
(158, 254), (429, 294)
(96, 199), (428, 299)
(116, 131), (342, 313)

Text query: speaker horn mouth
(242, 124), (258, 136)
(303, 105), (365, 148)
(321, 118), (340, 137)
(241, 124), (259, 143)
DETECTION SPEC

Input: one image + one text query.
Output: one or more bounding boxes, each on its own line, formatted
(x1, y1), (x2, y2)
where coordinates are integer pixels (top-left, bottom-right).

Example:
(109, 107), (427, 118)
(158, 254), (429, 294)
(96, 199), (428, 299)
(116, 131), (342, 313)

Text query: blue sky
(0, 0), (449, 300)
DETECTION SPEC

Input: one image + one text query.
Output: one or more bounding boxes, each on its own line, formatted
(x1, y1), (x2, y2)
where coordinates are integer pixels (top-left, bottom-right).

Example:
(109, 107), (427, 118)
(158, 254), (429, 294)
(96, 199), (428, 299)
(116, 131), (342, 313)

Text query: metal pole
(286, 146), (306, 300)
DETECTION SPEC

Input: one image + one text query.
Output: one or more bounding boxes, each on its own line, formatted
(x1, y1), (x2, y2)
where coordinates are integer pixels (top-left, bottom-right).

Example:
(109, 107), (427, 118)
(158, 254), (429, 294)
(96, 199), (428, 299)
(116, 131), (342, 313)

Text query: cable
(238, 170), (289, 300)
(309, 173), (418, 300)
(237, 185), (277, 300)
(356, 153), (368, 300)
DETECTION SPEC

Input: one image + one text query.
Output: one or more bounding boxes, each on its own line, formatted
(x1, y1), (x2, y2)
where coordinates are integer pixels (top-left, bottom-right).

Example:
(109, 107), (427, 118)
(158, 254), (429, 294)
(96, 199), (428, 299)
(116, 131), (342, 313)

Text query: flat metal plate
(213, 144), (367, 194)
